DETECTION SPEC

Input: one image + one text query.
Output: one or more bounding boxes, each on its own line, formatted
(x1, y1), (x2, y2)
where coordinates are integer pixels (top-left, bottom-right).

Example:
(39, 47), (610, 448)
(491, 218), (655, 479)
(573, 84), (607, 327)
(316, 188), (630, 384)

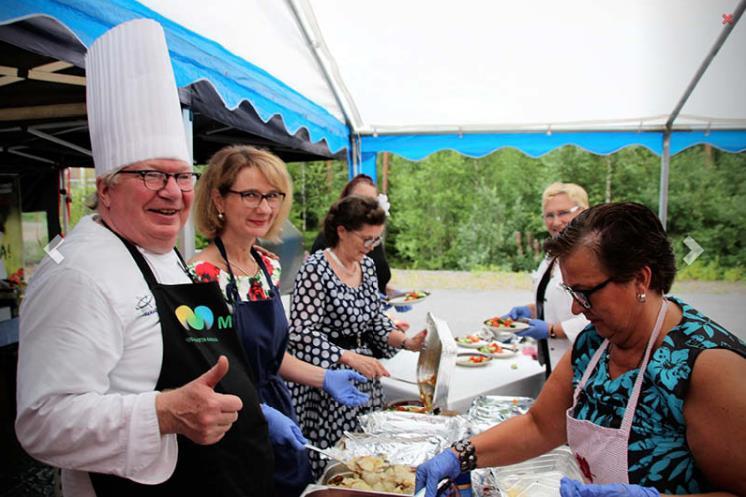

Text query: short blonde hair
(194, 145), (292, 242)
(542, 182), (589, 211)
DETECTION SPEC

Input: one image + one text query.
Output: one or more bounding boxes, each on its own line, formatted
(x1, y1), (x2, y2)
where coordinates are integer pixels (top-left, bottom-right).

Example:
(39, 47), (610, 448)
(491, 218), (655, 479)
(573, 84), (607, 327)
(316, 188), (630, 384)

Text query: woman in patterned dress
(288, 195), (427, 476)
(416, 202), (746, 497)
(187, 145), (370, 497)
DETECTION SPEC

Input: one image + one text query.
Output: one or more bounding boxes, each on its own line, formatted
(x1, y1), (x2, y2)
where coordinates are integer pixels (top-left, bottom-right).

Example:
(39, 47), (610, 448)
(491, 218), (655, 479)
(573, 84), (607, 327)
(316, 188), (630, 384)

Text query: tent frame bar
(286, 0), (362, 133)
(658, 0), (745, 229)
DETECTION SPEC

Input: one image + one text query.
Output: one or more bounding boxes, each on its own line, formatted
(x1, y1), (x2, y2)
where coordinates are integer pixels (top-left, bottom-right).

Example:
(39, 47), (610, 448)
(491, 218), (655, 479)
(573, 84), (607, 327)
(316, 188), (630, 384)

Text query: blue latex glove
(504, 305), (532, 320)
(260, 403), (307, 450)
(415, 449), (461, 497)
(380, 292), (394, 311)
(323, 370), (370, 407)
(383, 291), (413, 313)
(515, 319), (549, 340)
(560, 477), (661, 497)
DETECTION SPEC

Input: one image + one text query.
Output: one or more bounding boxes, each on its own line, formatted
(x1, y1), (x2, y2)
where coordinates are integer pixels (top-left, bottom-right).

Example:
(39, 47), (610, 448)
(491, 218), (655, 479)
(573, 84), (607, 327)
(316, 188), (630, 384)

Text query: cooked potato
(328, 455), (415, 495)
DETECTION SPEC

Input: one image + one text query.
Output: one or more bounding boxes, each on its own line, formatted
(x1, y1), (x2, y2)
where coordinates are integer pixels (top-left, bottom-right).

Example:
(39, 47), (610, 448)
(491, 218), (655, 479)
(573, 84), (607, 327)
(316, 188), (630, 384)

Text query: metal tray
(300, 486), (404, 497)
(315, 462), (415, 496)
(416, 313), (457, 412)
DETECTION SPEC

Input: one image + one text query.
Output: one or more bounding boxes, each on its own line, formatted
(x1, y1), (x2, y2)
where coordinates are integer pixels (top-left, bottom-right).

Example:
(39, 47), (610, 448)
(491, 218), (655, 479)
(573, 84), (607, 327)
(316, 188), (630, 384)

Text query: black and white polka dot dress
(287, 251), (397, 476)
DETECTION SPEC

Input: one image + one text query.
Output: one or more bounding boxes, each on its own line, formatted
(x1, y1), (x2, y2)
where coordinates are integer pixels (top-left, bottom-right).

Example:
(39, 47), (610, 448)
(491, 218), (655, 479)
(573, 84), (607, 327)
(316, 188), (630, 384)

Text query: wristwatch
(451, 439), (477, 472)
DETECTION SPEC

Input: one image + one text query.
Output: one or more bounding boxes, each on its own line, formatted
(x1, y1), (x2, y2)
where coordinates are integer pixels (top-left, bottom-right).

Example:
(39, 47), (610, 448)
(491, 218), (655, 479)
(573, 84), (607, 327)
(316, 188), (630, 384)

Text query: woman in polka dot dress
(288, 196), (427, 476)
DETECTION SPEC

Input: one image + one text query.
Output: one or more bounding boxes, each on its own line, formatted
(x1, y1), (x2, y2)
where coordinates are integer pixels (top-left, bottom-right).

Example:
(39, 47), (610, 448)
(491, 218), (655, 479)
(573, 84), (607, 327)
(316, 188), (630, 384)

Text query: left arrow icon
(44, 235), (65, 264)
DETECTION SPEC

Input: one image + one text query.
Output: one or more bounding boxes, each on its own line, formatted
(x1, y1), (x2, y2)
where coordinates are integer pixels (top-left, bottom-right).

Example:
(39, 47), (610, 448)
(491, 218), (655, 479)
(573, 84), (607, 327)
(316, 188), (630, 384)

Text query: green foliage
(285, 160), (348, 249)
(381, 145), (744, 279)
(68, 183), (96, 229)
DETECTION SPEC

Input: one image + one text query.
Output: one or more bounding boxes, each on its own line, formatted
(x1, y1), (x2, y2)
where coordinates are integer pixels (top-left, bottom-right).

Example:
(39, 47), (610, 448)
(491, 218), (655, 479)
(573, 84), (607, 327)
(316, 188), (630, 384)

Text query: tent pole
(178, 107), (196, 259)
(659, 132), (671, 230)
(287, 0), (363, 179)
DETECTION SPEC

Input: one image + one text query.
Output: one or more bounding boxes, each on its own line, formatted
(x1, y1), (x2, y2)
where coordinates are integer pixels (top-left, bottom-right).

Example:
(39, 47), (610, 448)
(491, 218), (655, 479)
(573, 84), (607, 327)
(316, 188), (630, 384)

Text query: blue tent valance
(360, 130), (746, 163)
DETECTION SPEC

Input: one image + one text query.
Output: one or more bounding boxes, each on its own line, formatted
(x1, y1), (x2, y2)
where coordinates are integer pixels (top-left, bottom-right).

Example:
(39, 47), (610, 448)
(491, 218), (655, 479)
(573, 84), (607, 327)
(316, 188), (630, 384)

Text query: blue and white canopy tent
(1, 0), (745, 235)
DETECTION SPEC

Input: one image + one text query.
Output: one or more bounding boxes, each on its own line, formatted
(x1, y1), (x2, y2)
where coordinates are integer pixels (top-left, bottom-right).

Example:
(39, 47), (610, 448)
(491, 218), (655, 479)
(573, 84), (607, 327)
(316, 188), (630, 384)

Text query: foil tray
(300, 485), (404, 497)
(465, 395), (535, 435)
(312, 462), (414, 496)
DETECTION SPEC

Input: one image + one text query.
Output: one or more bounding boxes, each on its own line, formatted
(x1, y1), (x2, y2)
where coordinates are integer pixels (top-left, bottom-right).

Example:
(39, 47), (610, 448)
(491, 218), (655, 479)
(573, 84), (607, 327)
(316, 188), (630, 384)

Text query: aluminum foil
(333, 432), (451, 466)
(490, 446), (585, 496)
(358, 411), (470, 441)
(466, 395), (534, 435)
(471, 469), (502, 497)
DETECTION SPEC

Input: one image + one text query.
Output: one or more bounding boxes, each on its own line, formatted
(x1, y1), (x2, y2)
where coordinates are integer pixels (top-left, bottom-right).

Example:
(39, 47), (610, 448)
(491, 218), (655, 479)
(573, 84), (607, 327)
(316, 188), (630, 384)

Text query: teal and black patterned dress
(571, 296), (746, 494)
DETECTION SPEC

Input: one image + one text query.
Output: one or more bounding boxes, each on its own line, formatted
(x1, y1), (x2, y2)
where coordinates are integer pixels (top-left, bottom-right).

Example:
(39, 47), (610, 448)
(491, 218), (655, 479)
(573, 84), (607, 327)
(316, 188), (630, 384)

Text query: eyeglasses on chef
(560, 277), (613, 309)
(118, 170), (200, 192)
(227, 189), (286, 208)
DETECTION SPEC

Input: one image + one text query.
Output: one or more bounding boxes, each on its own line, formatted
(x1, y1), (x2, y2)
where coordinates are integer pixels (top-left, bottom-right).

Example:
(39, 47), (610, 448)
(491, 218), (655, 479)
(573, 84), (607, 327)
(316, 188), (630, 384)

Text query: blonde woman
(505, 182), (590, 374)
(189, 145), (368, 497)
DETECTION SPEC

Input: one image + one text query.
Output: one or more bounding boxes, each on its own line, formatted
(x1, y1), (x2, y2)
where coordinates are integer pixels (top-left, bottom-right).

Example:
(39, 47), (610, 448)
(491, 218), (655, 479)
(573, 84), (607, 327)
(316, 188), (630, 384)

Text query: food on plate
(456, 334), (484, 345)
(478, 342), (504, 355)
(403, 290), (428, 302)
(485, 317), (518, 328)
(328, 455), (415, 494)
(467, 355), (490, 364)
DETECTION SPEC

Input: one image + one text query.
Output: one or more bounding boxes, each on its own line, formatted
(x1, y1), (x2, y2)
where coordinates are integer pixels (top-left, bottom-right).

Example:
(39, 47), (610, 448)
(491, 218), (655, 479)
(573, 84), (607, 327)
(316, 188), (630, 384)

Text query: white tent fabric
(143, 0), (745, 135)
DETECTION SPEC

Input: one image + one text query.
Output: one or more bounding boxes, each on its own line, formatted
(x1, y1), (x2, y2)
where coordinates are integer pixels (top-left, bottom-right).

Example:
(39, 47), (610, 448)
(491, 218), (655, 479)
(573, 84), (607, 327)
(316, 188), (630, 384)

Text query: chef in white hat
(16, 19), (302, 497)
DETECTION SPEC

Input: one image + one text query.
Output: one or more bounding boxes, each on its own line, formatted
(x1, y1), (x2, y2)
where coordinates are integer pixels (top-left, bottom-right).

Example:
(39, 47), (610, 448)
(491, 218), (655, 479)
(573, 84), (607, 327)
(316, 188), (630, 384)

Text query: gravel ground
(390, 269), (746, 339)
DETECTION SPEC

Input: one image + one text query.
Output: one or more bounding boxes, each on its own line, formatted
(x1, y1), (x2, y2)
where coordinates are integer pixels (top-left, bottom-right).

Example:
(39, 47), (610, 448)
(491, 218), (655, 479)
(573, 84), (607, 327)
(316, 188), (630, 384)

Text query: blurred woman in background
(505, 182), (590, 375)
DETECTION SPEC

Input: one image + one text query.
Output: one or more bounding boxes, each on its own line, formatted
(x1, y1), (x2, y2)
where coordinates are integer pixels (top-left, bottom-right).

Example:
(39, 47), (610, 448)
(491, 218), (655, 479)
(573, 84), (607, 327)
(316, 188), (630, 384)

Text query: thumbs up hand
(156, 355), (244, 445)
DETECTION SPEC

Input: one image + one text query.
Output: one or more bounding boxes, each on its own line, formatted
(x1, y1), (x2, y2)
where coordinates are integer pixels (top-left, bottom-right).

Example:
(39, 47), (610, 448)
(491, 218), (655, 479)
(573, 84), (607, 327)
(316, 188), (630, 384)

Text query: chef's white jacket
(16, 215), (191, 496)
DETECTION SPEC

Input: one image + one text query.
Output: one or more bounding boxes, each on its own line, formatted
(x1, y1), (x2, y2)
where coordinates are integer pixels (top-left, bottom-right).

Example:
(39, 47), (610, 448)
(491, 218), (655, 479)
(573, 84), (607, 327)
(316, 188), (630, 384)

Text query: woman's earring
(637, 293), (646, 303)
(218, 211), (225, 221)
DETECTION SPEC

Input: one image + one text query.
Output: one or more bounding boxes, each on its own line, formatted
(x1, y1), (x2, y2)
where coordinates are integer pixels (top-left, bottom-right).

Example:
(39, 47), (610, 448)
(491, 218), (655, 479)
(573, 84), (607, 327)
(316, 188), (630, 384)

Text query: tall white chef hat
(86, 19), (190, 177)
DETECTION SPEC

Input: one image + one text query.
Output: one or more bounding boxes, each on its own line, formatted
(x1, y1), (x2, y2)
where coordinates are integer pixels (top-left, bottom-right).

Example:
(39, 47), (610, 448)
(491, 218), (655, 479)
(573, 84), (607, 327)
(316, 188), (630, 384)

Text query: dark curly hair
(545, 202), (676, 294)
(323, 195), (386, 247)
(339, 174), (376, 199)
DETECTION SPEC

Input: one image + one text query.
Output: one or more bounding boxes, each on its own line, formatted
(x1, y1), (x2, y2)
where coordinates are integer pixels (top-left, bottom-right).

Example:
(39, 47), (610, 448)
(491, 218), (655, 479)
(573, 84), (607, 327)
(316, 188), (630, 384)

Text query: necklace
(225, 257), (257, 277)
(326, 248), (358, 277)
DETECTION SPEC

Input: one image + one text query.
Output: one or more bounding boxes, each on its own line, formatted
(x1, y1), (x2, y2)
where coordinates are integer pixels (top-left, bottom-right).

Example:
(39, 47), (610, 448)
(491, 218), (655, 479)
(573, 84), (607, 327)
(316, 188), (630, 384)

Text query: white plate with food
(387, 290), (430, 306)
(456, 352), (493, 367)
(455, 334), (489, 349)
(483, 317), (530, 333)
(477, 341), (519, 359)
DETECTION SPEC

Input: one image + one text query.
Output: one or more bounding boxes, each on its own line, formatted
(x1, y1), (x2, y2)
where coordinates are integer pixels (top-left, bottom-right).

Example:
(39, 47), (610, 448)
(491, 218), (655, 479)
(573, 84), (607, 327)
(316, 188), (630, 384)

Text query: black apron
(215, 237), (313, 497)
(90, 231), (274, 497)
(536, 257), (556, 378)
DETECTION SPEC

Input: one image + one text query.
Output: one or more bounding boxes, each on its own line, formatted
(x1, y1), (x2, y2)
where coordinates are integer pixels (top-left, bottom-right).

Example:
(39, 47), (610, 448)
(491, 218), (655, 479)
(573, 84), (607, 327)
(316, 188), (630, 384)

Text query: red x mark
(722, 13), (734, 25)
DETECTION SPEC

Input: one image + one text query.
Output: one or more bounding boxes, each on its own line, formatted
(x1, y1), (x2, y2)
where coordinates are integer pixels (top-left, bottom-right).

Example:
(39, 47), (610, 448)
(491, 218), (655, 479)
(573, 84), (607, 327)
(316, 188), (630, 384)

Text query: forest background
(68, 144), (745, 281)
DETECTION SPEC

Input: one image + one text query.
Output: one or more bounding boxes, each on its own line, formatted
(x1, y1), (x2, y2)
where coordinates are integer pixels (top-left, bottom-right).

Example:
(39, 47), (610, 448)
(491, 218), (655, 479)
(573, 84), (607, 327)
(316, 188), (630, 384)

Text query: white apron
(566, 300), (668, 484)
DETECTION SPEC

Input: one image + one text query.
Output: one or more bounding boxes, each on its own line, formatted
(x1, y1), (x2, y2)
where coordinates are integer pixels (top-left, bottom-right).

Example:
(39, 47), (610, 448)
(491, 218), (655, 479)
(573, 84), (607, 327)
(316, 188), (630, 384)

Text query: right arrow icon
(683, 236), (704, 265)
